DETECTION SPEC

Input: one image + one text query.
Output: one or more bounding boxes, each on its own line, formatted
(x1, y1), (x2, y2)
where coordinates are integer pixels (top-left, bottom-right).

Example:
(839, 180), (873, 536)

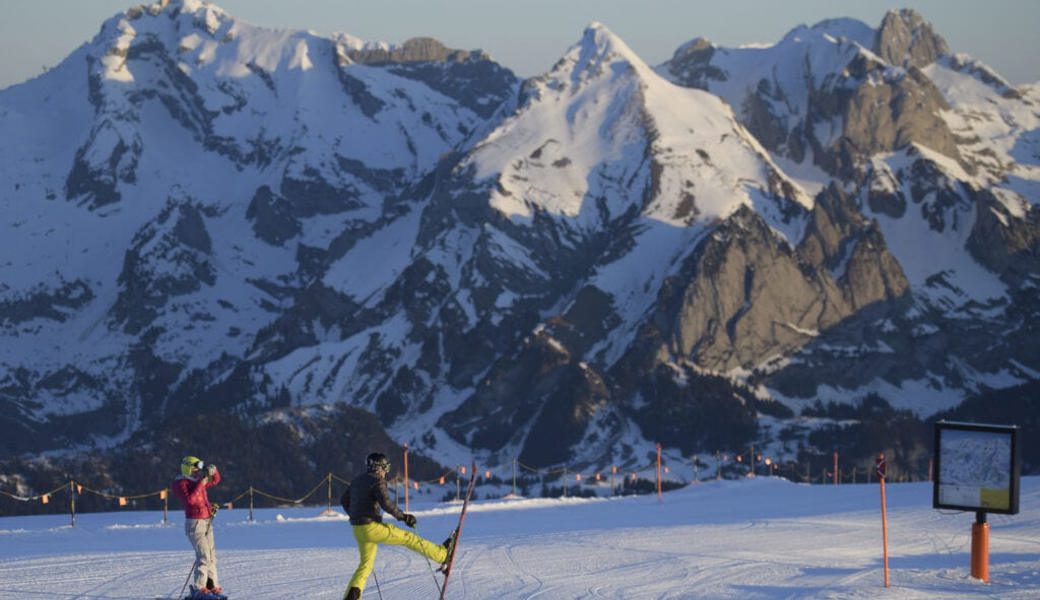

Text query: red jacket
(172, 469), (220, 519)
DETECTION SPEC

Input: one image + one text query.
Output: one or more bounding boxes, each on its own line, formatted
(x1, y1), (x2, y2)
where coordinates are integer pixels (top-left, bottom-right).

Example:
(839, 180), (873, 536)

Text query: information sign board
(933, 421), (1020, 514)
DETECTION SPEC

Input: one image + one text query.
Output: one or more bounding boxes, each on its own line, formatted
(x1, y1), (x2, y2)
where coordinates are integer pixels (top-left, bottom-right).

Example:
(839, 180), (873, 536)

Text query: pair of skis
(437, 461), (477, 600)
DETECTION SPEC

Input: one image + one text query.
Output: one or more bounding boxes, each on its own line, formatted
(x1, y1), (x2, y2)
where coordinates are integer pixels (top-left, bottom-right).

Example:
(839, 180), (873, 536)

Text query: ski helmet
(366, 452), (391, 473)
(181, 456), (203, 477)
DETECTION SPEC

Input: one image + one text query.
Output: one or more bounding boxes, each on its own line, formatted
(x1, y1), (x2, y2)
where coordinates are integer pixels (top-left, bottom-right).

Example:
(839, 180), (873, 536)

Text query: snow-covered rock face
(874, 8), (951, 69)
(0, 4), (1037, 476)
(661, 11), (963, 178)
(660, 10), (1038, 413)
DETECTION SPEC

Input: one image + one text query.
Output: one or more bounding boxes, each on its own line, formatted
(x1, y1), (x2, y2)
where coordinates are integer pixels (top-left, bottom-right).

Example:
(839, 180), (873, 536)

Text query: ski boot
(439, 529), (458, 572)
(187, 586), (220, 600)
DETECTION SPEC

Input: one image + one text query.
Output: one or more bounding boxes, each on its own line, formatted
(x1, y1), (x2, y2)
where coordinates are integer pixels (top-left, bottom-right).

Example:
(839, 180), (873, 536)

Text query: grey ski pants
(185, 518), (219, 589)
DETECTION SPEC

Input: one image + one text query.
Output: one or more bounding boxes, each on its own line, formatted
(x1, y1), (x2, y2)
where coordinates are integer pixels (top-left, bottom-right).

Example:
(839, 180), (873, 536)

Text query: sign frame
(933, 421), (1020, 515)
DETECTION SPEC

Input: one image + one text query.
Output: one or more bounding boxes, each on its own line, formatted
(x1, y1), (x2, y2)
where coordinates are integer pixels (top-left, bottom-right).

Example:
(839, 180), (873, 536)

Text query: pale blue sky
(1, 0), (1037, 90)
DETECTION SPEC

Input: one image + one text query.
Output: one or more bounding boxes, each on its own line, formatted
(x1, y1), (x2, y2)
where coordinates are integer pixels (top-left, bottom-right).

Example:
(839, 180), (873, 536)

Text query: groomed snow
(2, 476), (1037, 598)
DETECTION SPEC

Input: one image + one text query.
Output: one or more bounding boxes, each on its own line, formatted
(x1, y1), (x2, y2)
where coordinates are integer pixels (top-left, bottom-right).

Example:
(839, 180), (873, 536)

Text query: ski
(438, 461), (477, 600)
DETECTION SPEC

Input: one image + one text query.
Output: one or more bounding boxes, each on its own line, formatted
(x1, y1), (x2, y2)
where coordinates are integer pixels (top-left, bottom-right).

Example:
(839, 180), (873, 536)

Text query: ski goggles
(368, 459), (391, 473)
(183, 458), (204, 470)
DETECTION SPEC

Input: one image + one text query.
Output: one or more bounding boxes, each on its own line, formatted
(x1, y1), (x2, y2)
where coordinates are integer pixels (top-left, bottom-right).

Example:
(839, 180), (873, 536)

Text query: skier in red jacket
(172, 455), (226, 600)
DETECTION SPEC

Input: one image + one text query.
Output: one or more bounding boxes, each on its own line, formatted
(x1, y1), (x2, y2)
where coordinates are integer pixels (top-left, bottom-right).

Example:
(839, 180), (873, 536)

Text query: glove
(206, 464), (218, 477)
(402, 513), (417, 528)
(210, 503), (221, 518)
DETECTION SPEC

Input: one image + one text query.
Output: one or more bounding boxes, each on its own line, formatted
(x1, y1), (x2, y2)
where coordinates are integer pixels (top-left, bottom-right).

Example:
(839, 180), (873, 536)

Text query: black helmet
(366, 452), (391, 473)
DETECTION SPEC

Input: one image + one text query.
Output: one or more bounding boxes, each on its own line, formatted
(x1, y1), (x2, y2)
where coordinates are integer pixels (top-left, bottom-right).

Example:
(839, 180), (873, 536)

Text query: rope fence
(1, 444), (915, 524)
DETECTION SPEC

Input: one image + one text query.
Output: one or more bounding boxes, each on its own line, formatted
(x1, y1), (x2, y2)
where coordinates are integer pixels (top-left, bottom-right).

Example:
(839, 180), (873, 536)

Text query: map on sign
(937, 427), (1012, 511)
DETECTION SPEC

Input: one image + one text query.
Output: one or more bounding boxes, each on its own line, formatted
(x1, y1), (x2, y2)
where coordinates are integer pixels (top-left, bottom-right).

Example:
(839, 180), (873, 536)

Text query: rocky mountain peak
(343, 36), (491, 65)
(560, 21), (649, 82)
(874, 9), (950, 69)
(806, 18), (875, 48)
(124, 0), (231, 33)
(663, 37), (725, 90)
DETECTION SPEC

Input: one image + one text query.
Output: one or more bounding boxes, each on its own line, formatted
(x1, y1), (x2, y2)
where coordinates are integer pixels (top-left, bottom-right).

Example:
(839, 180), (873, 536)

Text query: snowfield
(2, 476), (1038, 599)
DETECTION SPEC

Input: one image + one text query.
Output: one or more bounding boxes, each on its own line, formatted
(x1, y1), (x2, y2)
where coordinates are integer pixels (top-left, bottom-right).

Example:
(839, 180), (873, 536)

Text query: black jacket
(340, 471), (405, 525)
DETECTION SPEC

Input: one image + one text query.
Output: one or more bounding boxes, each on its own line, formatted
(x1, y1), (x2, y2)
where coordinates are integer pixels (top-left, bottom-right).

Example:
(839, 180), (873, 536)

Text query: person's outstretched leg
(369, 522), (448, 563)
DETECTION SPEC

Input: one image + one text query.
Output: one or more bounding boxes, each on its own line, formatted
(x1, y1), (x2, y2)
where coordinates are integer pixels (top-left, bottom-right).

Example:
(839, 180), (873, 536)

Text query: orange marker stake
(877, 453), (890, 588)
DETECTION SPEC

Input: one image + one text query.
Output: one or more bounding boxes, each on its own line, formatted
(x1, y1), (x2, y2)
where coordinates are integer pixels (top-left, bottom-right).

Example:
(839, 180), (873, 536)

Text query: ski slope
(1, 477), (1038, 599)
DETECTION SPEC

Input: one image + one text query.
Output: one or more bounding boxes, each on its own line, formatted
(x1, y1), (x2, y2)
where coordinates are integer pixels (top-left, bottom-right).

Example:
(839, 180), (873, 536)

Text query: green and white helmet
(181, 455), (203, 477)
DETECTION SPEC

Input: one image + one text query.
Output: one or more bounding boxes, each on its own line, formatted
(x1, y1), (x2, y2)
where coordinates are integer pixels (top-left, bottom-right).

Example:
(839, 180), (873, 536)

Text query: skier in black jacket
(340, 452), (455, 600)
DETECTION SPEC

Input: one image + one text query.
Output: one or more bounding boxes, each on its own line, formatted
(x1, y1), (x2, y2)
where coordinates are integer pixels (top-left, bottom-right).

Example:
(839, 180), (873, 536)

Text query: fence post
(403, 444), (410, 512)
(327, 473), (333, 512)
(69, 480), (76, 528)
(163, 488), (168, 525)
(656, 443), (662, 500)
(249, 486), (255, 522)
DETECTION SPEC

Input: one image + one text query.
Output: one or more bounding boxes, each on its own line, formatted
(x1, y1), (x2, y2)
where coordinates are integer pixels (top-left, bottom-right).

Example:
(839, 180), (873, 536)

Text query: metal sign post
(971, 511), (989, 582)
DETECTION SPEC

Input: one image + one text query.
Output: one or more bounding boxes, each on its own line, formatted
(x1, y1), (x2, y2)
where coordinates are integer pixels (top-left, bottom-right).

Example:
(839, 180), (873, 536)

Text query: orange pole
(971, 512), (989, 582)
(833, 451), (839, 485)
(876, 453), (889, 588)
(403, 443), (410, 512)
(656, 443), (662, 501)
(880, 477), (890, 587)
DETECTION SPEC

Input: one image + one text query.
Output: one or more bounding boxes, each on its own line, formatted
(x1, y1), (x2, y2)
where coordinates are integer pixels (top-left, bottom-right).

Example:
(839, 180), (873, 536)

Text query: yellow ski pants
(347, 522), (448, 595)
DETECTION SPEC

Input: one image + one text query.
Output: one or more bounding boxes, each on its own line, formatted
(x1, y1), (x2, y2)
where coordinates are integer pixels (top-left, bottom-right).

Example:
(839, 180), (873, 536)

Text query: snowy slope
(1, 477), (1038, 599)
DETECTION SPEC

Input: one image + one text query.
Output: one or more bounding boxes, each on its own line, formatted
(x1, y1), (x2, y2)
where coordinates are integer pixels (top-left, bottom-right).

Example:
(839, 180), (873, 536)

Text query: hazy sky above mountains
(1, 0), (1037, 90)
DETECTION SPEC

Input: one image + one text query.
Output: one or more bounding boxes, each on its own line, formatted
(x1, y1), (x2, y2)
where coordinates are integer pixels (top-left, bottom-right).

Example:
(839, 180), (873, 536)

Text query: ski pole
(179, 556), (200, 600)
(416, 524), (445, 596)
(372, 570), (384, 600)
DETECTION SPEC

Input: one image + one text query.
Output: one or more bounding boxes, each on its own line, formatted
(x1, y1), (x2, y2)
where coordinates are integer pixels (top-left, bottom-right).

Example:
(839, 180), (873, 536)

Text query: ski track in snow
(2, 477), (1039, 599)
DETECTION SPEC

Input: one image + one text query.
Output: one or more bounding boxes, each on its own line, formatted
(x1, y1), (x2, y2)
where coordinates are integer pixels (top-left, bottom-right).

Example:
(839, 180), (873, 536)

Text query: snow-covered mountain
(1, 2), (1036, 480)
(0, 0), (518, 454)
(659, 9), (1040, 416)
